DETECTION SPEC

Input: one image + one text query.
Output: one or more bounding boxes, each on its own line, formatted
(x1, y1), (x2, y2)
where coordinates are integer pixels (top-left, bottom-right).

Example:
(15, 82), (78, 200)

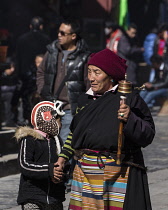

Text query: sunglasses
(58, 30), (73, 36)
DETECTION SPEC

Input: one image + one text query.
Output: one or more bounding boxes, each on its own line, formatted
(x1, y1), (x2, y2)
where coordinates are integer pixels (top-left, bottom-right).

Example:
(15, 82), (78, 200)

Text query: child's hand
(53, 165), (63, 181)
(53, 162), (64, 181)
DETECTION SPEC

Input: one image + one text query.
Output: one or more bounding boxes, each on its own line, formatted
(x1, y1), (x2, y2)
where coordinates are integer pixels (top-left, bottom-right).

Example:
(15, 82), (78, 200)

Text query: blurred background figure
(31, 54), (44, 107)
(142, 24), (168, 88)
(117, 23), (144, 85)
(0, 29), (10, 65)
(0, 61), (17, 127)
(143, 28), (157, 85)
(140, 55), (168, 110)
(143, 28), (157, 66)
(104, 21), (123, 54)
(153, 23), (168, 62)
(15, 16), (50, 125)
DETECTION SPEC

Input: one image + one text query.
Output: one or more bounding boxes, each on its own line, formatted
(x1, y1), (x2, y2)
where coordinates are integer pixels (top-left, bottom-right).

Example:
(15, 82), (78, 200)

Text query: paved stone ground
(148, 169), (168, 210)
(0, 174), (70, 210)
(0, 112), (168, 210)
(142, 114), (168, 172)
(1, 169), (168, 210)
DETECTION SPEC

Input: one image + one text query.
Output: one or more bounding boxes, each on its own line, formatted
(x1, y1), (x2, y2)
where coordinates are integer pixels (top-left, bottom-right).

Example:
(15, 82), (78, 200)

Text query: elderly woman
(55, 49), (155, 210)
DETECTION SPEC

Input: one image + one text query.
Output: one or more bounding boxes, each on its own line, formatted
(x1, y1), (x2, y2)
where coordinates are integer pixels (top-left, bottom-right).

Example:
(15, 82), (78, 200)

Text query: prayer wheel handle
(116, 74), (132, 165)
(116, 75), (145, 165)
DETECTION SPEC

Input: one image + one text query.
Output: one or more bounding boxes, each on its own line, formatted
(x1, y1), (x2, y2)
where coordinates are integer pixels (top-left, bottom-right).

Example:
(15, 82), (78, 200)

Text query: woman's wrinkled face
(88, 65), (113, 94)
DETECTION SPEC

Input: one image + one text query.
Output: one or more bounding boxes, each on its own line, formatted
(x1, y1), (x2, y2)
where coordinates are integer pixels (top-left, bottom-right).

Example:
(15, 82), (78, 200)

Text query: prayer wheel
(116, 74), (132, 165)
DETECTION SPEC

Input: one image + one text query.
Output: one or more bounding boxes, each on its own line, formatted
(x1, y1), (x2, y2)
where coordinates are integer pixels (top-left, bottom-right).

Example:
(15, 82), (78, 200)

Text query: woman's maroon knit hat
(88, 49), (127, 81)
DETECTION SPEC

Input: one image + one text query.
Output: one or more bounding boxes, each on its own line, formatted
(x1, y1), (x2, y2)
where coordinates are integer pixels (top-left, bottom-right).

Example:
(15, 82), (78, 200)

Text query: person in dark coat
(0, 62), (17, 127)
(53, 49), (155, 210)
(117, 23), (144, 86)
(15, 100), (66, 210)
(16, 16), (50, 125)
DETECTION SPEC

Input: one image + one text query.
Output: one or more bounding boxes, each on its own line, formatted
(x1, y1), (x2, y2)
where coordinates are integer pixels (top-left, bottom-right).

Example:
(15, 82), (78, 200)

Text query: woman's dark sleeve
(123, 93), (155, 147)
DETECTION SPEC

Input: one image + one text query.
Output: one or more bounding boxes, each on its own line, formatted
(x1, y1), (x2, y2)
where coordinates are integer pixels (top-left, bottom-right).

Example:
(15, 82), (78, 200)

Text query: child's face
(35, 56), (43, 67)
(37, 110), (62, 136)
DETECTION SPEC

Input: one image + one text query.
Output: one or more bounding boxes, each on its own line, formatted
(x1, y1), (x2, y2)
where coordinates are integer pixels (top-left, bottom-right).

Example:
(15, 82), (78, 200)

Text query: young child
(15, 100), (66, 210)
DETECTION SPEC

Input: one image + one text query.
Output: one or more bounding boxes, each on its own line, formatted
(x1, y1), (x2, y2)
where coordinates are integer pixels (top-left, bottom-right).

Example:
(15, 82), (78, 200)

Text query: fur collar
(14, 126), (44, 142)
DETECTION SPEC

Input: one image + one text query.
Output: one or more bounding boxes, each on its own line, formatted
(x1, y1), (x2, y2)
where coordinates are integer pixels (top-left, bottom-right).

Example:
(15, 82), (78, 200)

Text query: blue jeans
(59, 110), (73, 143)
(140, 88), (168, 108)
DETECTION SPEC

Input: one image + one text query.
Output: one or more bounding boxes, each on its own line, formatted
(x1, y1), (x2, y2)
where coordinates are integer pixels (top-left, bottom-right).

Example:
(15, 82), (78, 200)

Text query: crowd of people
(0, 18), (168, 128)
(0, 15), (167, 209)
(105, 21), (168, 110)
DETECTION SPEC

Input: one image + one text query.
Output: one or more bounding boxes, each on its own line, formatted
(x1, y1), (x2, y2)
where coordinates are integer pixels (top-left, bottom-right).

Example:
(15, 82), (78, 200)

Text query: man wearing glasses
(36, 18), (90, 143)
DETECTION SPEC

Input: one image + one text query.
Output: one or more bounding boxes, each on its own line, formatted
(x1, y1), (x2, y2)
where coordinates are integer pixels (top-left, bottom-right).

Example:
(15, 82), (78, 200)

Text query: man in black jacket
(36, 18), (90, 143)
(140, 55), (168, 108)
(16, 16), (50, 125)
